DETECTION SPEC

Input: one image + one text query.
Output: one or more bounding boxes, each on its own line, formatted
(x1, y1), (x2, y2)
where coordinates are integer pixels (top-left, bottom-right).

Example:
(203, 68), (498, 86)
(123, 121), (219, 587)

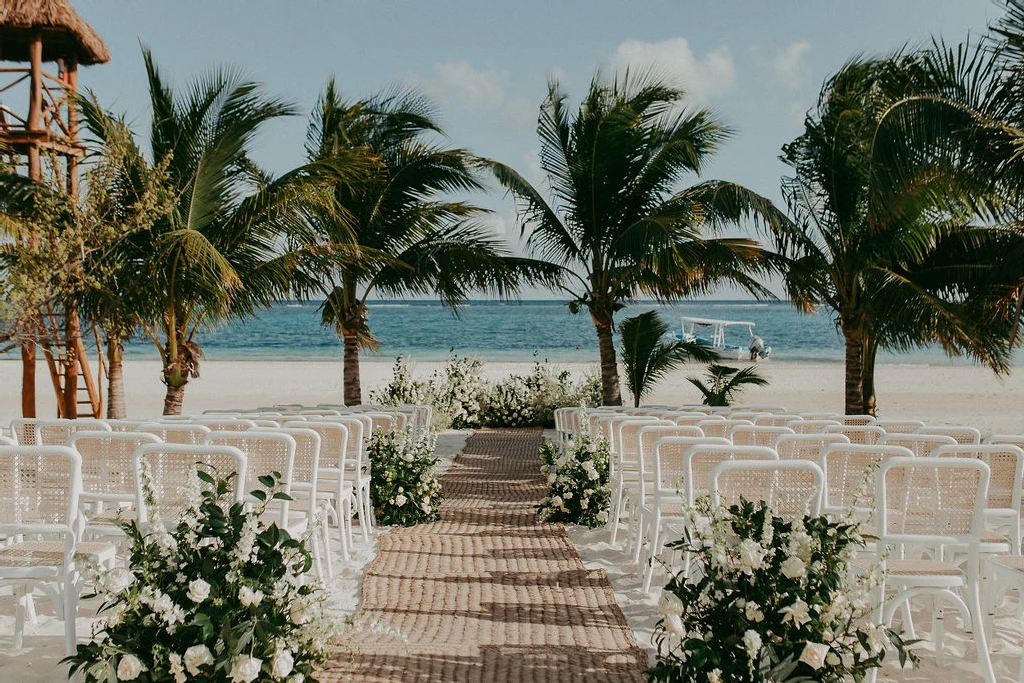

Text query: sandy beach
(1, 358), (1020, 436)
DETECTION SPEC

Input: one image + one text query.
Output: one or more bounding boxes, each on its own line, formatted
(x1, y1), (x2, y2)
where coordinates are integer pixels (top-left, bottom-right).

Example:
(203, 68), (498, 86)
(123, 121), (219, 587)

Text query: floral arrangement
(537, 429), (611, 527)
(372, 354), (601, 430)
(65, 469), (336, 683)
(649, 498), (915, 683)
(367, 428), (443, 526)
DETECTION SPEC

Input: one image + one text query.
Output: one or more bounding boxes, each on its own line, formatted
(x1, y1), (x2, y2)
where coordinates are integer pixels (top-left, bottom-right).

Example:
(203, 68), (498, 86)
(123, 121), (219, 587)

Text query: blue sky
(73, 0), (997, 296)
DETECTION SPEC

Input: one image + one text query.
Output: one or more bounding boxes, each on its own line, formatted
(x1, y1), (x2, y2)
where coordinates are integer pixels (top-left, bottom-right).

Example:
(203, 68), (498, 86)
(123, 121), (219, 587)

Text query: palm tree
(687, 363), (768, 407)
(773, 51), (1022, 416)
(300, 80), (558, 406)
(85, 49), (344, 414)
(619, 310), (716, 407)
(488, 69), (785, 406)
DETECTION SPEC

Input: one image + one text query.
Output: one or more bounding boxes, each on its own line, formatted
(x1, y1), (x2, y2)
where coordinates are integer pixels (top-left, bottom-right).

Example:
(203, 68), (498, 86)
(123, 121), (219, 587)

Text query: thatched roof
(0, 0), (109, 65)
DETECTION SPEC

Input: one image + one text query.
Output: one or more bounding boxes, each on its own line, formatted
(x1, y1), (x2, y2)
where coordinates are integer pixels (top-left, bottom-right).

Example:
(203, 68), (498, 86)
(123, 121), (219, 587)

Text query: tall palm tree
(773, 51), (1022, 415)
(488, 69), (785, 406)
(300, 80), (558, 406)
(85, 49), (346, 414)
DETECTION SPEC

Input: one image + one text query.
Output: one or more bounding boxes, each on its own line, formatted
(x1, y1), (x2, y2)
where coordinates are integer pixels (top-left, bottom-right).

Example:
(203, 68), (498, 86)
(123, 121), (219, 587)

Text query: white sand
(1, 357), (1021, 435)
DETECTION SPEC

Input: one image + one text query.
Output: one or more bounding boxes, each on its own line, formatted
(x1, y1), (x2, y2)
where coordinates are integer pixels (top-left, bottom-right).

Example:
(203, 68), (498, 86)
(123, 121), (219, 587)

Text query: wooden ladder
(39, 305), (102, 418)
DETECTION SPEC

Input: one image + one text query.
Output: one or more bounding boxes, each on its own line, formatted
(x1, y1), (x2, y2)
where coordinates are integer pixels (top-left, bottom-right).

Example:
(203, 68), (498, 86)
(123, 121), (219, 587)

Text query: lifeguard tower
(0, 1), (109, 417)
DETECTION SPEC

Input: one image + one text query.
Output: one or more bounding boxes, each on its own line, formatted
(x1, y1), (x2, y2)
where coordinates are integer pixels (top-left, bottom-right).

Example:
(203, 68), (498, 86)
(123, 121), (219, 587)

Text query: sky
(69, 0), (999, 298)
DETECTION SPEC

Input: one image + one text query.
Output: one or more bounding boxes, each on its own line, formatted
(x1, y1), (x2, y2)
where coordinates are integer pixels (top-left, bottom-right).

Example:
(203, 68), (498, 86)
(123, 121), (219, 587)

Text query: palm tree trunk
(841, 322), (864, 416)
(592, 306), (622, 406)
(861, 338), (878, 417)
(343, 330), (361, 406)
(21, 340), (36, 418)
(162, 356), (189, 415)
(163, 382), (186, 415)
(106, 340), (126, 419)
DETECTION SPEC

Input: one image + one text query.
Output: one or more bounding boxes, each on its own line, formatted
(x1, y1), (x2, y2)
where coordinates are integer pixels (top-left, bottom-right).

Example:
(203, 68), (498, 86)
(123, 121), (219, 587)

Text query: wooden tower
(0, 1), (110, 418)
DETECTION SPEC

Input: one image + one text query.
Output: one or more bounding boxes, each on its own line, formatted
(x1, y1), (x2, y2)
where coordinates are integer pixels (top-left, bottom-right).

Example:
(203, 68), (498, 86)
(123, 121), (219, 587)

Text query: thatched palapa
(0, 0), (109, 65)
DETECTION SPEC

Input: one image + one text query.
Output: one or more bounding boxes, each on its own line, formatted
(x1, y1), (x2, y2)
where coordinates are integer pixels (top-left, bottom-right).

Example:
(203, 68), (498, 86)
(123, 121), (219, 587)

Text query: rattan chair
(271, 427), (332, 575)
(786, 419), (843, 434)
(819, 443), (914, 521)
(729, 425), (795, 447)
(608, 417), (666, 545)
(872, 456), (995, 682)
(915, 425), (982, 445)
(139, 422), (212, 445)
(201, 431), (296, 521)
(696, 418), (753, 439)
(878, 433), (957, 457)
(192, 417), (258, 432)
(0, 445), (114, 654)
(822, 424), (886, 445)
(131, 443), (247, 525)
(872, 418), (926, 434)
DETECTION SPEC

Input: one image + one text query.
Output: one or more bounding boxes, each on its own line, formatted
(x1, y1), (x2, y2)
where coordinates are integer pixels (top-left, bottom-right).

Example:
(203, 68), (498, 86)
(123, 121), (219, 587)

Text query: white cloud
(612, 38), (736, 104)
(413, 60), (535, 130)
(772, 41), (812, 90)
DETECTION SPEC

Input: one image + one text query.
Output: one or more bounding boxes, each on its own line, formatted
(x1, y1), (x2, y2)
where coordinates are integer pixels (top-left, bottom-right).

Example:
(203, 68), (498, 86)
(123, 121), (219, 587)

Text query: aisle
(319, 428), (648, 682)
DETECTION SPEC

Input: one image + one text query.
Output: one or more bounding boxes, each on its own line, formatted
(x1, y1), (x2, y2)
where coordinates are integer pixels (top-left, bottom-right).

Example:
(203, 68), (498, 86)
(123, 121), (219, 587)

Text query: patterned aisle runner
(319, 428), (648, 682)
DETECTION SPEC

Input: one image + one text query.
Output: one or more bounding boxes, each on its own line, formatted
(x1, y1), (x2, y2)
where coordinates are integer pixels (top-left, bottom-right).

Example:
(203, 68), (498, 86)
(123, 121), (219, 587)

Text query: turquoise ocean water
(103, 300), (1016, 367)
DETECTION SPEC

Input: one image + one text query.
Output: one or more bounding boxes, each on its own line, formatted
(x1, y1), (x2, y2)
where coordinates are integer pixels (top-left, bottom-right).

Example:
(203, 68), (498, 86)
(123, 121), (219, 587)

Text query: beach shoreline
(1, 357), (1020, 435)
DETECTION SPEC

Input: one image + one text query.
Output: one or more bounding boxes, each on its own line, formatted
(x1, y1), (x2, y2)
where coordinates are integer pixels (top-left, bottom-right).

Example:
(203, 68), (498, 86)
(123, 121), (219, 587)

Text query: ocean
(102, 300), (1015, 367)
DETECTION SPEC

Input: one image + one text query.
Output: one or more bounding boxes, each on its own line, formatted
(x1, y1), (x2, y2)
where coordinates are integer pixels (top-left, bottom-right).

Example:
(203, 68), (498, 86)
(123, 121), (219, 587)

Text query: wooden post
(21, 31), (44, 417)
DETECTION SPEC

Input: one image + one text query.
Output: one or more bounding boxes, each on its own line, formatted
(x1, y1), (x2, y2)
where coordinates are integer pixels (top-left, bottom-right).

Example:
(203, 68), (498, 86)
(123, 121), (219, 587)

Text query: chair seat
(886, 559), (963, 577)
(87, 507), (137, 526)
(990, 554), (1024, 573)
(0, 540), (115, 569)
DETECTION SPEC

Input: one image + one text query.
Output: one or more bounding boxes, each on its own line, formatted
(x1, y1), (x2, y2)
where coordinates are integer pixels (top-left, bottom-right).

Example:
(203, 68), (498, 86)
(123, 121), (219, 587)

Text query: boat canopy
(680, 316), (756, 349)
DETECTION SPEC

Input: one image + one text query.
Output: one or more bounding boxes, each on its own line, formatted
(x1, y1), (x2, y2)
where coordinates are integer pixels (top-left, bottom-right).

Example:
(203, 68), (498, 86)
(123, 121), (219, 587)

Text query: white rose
(271, 649), (294, 678)
(550, 495), (563, 508)
(707, 669), (723, 683)
(780, 556), (807, 580)
(239, 585), (264, 607)
(183, 644), (214, 675)
(744, 601), (764, 623)
(287, 675), (305, 683)
(402, 452), (414, 462)
(587, 468), (600, 481)
(290, 599), (309, 624)
(596, 510), (608, 523)
(736, 539), (766, 572)
(395, 494), (408, 507)
(187, 578), (211, 603)
(742, 630), (762, 659)
(116, 654), (144, 680)
(663, 612), (686, 637)
(102, 567), (135, 594)
(799, 641), (830, 670)
(779, 598), (812, 627)
(230, 654), (263, 683)
(168, 653), (186, 683)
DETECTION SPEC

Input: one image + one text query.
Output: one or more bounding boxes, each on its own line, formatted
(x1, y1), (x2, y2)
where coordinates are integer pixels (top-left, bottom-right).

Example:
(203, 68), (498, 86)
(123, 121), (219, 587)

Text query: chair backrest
(607, 415), (660, 456)
(106, 419), (153, 432)
(878, 433), (957, 457)
(819, 444), (915, 518)
(753, 414), (804, 427)
(192, 418), (258, 432)
(786, 419), (842, 434)
(673, 413), (722, 427)
(682, 444), (778, 503)
(697, 418), (752, 439)
(932, 444), (1024, 513)
(773, 433), (850, 460)
(872, 419), (926, 434)
(363, 411), (397, 435)
(875, 456), (988, 544)
(983, 434), (1024, 450)
(821, 424), (886, 445)
(616, 418), (671, 463)
(272, 427), (321, 489)
(0, 435), (14, 446)
(0, 445), (81, 535)
(841, 415), (876, 427)
(797, 412), (841, 421)
(9, 418), (41, 445)
(729, 425), (795, 447)
(728, 411), (771, 423)
(139, 422), (212, 445)
(710, 459), (824, 520)
(132, 443), (247, 524)
(35, 418), (112, 445)
(651, 436), (731, 495)
(915, 425), (982, 445)
(731, 405), (788, 414)
(202, 431), (296, 495)
(70, 431), (162, 502)
(283, 420), (350, 473)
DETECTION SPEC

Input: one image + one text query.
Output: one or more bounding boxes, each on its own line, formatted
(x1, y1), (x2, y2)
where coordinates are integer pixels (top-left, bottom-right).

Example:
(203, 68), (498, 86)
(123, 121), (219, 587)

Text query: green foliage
(368, 354), (430, 407)
(64, 470), (335, 682)
(367, 429), (443, 526)
(620, 311), (719, 407)
(687, 363), (768, 407)
(537, 430), (611, 528)
(649, 498), (916, 682)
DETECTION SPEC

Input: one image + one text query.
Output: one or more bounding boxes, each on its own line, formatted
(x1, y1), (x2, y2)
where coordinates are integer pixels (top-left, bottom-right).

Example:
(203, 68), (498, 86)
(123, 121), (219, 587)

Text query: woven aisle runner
(319, 428), (648, 682)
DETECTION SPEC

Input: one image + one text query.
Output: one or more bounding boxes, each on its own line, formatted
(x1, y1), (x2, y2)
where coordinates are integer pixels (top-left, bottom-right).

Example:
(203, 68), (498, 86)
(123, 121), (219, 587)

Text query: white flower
(780, 556), (807, 580)
(230, 654), (263, 683)
(664, 612), (686, 637)
(587, 468), (600, 481)
(744, 601), (764, 623)
(168, 653), (186, 683)
(736, 538), (766, 573)
(799, 641), (830, 670)
(239, 585), (264, 607)
(183, 644), (214, 675)
(395, 494), (408, 507)
(271, 649), (294, 678)
(780, 598), (812, 627)
(187, 578), (211, 603)
(550, 495), (563, 508)
(101, 567), (135, 594)
(596, 510), (608, 523)
(287, 675), (305, 683)
(707, 669), (723, 683)
(742, 630), (762, 659)
(117, 654), (144, 680)
(290, 598), (309, 624)
(658, 591), (684, 618)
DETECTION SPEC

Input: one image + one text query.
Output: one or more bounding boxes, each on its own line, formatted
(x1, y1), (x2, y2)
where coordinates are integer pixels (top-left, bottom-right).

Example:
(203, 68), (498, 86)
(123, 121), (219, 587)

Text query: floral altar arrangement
(537, 428), (611, 527)
(367, 428), (443, 526)
(648, 498), (916, 683)
(65, 469), (336, 683)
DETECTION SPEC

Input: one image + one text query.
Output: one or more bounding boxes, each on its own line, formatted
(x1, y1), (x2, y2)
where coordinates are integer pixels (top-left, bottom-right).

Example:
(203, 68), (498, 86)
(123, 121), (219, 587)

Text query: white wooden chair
(139, 422), (212, 445)
(818, 443), (914, 521)
(773, 433), (849, 460)
(916, 425), (982, 445)
(709, 459), (824, 520)
(878, 433), (957, 457)
(822, 424), (886, 445)
(729, 425), (795, 447)
(872, 418), (926, 434)
(131, 443), (247, 525)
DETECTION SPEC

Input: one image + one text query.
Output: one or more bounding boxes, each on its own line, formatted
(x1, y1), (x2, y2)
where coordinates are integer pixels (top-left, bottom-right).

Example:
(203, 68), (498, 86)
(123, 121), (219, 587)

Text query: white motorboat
(670, 316), (771, 361)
